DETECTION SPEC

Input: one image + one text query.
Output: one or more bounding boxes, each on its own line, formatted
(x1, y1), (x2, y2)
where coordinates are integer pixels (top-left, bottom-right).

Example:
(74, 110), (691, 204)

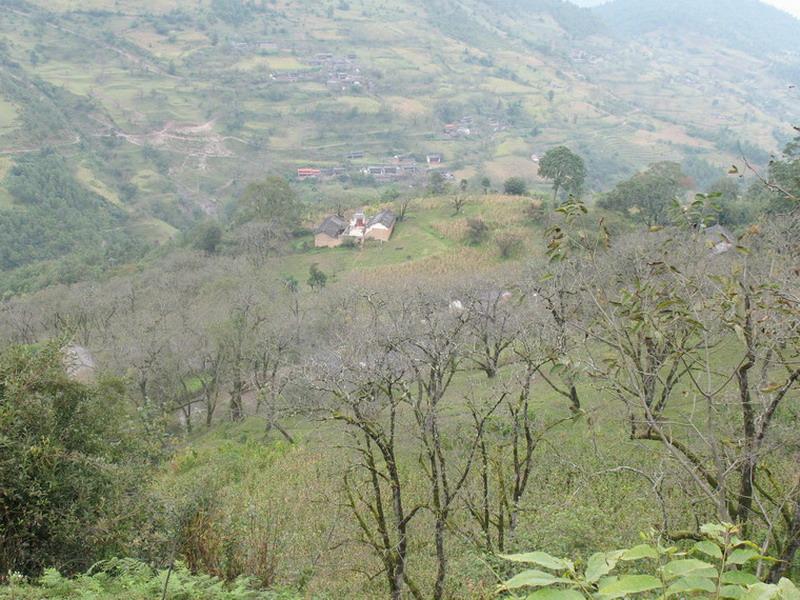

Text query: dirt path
(0, 134), (81, 156)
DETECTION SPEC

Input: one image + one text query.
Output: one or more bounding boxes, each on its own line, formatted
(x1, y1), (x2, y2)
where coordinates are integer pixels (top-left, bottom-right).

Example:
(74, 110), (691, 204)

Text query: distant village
(296, 151), (454, 184)
(269, 52), (374, 93)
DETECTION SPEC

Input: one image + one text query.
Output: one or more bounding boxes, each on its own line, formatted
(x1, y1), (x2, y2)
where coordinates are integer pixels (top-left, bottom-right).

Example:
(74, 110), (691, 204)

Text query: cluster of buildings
(443, 117), (472, 138)
(361, 157), (420, 181)
(296, 151), (447, 183)
(270, 52), (372, 92)
(441, 114), (509, 138)
(314, 209), (398, 248)
(296, 167), (348, 180)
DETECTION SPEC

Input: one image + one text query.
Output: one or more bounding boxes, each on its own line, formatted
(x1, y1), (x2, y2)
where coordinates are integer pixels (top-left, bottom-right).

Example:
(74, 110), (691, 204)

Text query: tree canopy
(235, 176), (300, 227)
(0, 342), (154, 577)
(598, 161), (691, 225)
(767, 135), (800, 212)
(538, 146), (586, 201)
(503, 176), (528, 196)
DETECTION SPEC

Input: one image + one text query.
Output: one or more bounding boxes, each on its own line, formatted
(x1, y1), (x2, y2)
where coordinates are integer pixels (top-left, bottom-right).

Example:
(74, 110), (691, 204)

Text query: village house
(364, 210), (397, 242)
(314, 209), (397, 247)
(297, 167), (321, 180)
(314, 215), (348, 247)
(426, 153), (443, 165)
(443, 123), (470, 137)
(362, 164), (416, 181)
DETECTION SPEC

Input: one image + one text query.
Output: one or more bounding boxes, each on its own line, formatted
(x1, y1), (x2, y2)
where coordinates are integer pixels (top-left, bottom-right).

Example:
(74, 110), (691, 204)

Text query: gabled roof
(367, 209), (397, 229)
(315, 215), (347, 237)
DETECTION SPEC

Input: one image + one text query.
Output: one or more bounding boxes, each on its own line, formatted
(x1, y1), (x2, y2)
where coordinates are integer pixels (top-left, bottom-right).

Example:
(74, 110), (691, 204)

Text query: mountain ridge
(593, 0), (800, 56)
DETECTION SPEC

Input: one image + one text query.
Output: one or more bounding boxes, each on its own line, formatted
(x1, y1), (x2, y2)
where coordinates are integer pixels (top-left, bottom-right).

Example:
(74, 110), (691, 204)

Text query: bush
(500, 523), (799, 599)
(466, 217), (489, 245)
(191, 221), (224, 254)
(503, 176), (528, 196)
(0, 343), (157, 577)
(307, 263), (327, 289)
(0, 558), (302, 599)
(495, 232), (523, 258)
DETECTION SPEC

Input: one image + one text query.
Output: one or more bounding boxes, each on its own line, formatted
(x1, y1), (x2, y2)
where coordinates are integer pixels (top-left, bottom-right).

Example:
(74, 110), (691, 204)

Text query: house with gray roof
(365, 210), (397, 241)
(314, 215), (348, 247)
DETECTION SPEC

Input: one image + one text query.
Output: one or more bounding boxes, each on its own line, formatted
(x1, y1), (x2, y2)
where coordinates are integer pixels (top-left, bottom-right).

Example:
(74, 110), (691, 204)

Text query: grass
(75, 164), (123, 208)
(485, 156), (541, 182)
(0, 157), (14, 209)
(272, 196), (541, 288)
(495, 136), (531, 158)
(0, 96), (19, 133)
(159, 348), (684, 598)
(129, 217), (178, 244)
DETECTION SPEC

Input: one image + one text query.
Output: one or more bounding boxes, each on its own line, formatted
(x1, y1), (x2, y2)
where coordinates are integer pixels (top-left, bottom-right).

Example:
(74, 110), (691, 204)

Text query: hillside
(0, 0), (798, 290)
(594, 0), (800, 57)
(2, 0), (800, 597)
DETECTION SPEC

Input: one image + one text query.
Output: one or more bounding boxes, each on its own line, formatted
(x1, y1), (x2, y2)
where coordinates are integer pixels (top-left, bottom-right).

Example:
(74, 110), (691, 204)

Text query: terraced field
(0, 0), (797, 292)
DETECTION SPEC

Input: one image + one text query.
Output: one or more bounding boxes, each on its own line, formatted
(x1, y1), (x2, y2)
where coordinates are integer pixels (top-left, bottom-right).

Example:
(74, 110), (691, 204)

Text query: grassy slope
(139, 198), (696, 598)
(159, 282), (773, 598)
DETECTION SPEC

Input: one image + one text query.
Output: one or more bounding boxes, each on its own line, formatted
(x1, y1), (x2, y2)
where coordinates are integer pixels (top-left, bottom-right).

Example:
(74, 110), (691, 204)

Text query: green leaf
(777, 579), (800, 600)
(585, 552), (620, 583)
(721, 585), (746, 599)
(503, 569), (572, 590)
(666, 576), (717, 596)
(597, 575), (663, 598)
(742, 582), (781, 600)
(728, 549), (761, 565)
(662, 559), (718, 580)
(694, 540), (723, 559)
(525, 589), (586, 600)
(721, 571), (760, 585)
(501, 552), (573, 571)
(621, 544), (659, 561)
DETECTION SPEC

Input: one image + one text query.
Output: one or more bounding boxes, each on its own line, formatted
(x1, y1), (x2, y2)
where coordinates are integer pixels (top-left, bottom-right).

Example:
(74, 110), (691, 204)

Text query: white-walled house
(364, 210), (397, 241)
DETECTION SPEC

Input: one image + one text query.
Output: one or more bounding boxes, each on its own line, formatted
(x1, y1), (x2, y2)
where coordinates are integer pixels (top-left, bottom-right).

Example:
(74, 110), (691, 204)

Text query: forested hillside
(0, 0), (798, 291)
(0, 1), (799, 598)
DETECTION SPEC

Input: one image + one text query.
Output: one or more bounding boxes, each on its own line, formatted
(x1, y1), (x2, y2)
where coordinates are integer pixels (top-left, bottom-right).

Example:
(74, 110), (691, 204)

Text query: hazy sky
(571, 0), (800, 18)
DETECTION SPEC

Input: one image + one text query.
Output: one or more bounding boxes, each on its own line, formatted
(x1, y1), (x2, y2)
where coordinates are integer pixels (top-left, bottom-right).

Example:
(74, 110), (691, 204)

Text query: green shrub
(500, 523), (798, 599)
(0, 558), (303, 599)
(0, 343), (158, 577)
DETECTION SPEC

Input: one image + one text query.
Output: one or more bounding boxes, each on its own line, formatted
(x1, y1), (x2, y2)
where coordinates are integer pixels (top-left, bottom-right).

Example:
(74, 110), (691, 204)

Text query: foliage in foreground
(0, 342), (159, 577)
(500, 523), (799, 599)
(0, 558), (302, 600)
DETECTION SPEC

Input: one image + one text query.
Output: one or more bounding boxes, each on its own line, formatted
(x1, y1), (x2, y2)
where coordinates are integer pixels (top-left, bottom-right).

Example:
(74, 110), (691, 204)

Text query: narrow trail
(0, 134), (81, 156)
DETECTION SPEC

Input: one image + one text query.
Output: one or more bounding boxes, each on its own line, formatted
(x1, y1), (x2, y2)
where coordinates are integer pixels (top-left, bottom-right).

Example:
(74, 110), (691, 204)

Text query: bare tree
(396, 295), (503, 600)
(251, 325), (295, 443)
(463, 288), (519, 378)
(315, 343), (423, 600)
(582, 227), (800, 575)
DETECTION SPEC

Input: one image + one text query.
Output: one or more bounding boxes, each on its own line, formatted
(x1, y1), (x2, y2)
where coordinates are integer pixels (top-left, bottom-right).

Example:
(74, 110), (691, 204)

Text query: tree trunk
(231, 376), (244, 421)
(769, 487), (800, 582)
(433, 516), (447, 600)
